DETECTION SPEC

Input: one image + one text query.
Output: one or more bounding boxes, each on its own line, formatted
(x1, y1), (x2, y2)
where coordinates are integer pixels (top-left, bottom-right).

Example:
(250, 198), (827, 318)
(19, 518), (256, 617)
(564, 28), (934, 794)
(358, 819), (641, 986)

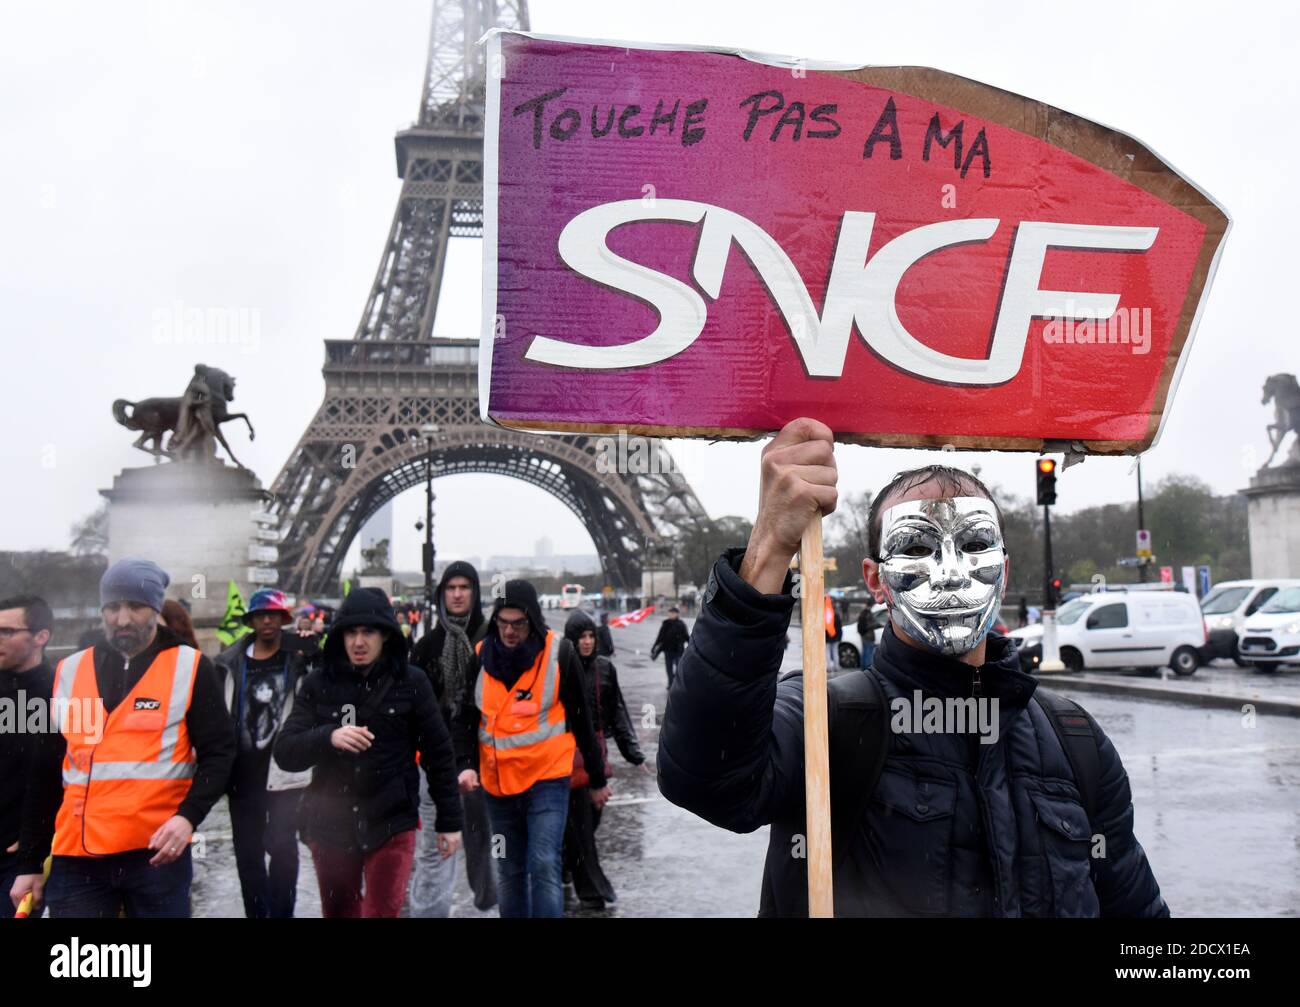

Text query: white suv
(1239, 586), (1300, 670)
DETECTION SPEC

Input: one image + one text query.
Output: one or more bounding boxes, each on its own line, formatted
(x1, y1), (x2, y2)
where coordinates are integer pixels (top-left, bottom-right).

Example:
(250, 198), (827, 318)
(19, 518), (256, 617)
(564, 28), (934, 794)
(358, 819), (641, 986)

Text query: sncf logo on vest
(133, 698), (161, 711)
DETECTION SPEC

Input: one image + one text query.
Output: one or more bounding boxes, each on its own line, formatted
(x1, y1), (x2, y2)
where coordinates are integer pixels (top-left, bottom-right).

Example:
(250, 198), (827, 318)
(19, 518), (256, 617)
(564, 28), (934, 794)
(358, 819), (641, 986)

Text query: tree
(676, 515), (754, 587)
(69, 503), (109, 557)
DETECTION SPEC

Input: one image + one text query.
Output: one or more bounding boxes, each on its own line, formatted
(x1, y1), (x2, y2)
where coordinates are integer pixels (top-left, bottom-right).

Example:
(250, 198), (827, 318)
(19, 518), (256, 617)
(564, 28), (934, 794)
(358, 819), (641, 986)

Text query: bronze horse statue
(1263, 373), (1300, 467)
(112, 364), (255, 468)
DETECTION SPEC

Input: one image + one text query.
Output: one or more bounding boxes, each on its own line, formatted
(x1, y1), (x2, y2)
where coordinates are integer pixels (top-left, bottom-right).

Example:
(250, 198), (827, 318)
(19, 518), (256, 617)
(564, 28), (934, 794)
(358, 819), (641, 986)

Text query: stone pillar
(640, 540), (676, 601)
(102, 463), (269, 650)
(1242, 464), (1300, 578)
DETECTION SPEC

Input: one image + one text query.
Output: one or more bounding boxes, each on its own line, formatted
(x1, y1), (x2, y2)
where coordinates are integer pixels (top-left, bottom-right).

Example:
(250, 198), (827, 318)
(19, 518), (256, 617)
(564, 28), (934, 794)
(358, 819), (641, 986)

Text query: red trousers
(309, 829), (417, 918)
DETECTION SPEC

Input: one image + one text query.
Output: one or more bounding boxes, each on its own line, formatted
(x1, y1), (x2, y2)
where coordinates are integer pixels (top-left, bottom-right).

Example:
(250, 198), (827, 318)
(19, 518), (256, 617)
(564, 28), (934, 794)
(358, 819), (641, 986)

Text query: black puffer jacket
(274, 588), (463, 852)
(563, 611), (645, 767)
(658, 548), (1169, 918)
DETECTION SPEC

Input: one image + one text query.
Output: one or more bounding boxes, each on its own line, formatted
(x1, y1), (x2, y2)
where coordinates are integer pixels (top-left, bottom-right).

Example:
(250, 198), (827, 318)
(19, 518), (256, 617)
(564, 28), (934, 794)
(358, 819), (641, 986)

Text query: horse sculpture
(1262, 373), (1300, 467)
(112, 364), (255, 468)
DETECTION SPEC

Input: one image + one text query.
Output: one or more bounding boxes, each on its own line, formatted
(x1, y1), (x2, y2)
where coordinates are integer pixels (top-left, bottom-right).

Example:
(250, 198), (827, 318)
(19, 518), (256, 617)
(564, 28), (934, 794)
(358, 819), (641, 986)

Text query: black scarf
(481, 631), (544, 688)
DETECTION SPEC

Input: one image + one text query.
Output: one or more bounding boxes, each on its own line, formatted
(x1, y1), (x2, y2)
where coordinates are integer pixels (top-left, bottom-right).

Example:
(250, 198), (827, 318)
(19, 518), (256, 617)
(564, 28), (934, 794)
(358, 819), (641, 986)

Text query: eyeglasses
(0, 627), (32, 640)
(497, 616), (529, 631)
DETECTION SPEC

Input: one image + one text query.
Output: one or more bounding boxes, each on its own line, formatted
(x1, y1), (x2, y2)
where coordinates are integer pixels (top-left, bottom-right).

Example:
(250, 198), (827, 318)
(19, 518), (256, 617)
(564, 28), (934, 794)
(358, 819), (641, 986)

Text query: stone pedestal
(640, 541), (676, 601)
(1242, 464), (1300, 578)
(102, 463), (270, 635)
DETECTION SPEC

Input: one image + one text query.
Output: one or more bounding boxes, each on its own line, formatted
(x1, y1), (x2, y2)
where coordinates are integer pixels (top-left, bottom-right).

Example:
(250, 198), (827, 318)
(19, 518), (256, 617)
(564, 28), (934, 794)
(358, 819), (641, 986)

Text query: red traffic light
(1051, 578), (1062, 589)
(1038, 458), (1056, 474)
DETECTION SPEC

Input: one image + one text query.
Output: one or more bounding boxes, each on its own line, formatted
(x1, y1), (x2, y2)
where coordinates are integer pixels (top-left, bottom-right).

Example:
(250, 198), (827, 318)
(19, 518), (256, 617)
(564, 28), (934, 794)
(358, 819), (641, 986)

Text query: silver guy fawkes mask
(877, 496), (1007, 656)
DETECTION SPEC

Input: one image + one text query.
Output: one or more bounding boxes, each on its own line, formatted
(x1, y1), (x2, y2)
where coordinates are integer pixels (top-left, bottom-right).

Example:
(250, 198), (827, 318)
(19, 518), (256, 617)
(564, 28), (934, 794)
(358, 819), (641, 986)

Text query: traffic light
(1036, 458), (1058, 506)
(1050, 577), (1063, 606)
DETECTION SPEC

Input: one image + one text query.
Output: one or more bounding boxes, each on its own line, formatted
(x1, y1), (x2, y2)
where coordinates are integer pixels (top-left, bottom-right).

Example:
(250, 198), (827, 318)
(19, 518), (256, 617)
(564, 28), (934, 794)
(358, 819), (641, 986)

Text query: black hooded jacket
(657, 548), (1169, 918)
(563, 610), (645, 767)
(454, 580), (607, 790)
(411, 561), (487, 708)
(274, 588), (463, 851)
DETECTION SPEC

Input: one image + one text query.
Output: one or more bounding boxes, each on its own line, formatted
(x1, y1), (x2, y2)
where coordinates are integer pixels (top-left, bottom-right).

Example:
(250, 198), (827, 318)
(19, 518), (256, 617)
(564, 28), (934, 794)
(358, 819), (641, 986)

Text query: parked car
(1008, 623), (1044, 673)
(1199, 579), (1300, 666)
(1015, 592), (1206, 676)
(1238, 585), (1300, 670)
(837, 603), (888, 668)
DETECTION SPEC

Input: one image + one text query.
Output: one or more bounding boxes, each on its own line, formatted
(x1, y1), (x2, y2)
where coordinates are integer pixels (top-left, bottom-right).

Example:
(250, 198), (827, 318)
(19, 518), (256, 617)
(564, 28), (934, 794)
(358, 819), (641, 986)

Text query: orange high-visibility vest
(51, 645), (200, 857)
(824, 596), (837, 635)
(473, 630), (575, 797)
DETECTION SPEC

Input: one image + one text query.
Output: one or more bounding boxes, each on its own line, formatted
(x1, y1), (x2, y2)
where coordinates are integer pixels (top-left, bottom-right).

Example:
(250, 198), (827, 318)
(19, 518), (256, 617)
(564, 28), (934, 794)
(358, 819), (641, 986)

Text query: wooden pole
(800, 515), (833, 917)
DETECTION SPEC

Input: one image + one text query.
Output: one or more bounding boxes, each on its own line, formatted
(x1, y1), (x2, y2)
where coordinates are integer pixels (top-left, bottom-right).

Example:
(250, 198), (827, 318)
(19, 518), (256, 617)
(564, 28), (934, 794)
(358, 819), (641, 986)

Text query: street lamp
(417, 423), (439, 631)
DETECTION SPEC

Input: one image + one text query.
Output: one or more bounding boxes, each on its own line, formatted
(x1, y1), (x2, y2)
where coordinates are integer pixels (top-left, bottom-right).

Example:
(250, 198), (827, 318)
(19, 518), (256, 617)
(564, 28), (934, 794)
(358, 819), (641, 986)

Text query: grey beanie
(100, 557), (170, 612)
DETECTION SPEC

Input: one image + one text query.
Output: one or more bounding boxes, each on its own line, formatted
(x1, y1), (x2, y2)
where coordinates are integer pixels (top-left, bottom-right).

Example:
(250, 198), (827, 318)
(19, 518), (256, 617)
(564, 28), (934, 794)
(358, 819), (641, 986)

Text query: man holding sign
(658, 418), (1168, 917)
(480, 30), (1227, 917)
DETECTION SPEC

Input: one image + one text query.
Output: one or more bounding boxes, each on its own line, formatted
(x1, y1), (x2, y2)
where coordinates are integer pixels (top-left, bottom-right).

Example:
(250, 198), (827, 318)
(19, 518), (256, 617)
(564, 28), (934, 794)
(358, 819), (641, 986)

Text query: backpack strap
(827, 668), (889, 868)
(1033, 688), (1102, 826)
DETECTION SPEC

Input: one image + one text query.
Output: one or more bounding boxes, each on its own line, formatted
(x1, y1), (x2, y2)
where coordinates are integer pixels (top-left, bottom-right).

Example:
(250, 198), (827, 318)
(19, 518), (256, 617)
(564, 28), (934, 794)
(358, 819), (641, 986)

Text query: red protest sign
(479, 31), (1228, 453)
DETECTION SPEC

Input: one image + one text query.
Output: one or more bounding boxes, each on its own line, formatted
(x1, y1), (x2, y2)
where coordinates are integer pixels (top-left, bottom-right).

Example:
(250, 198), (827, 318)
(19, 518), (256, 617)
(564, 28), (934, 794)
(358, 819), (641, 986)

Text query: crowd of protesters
(1, 554), (678, 920)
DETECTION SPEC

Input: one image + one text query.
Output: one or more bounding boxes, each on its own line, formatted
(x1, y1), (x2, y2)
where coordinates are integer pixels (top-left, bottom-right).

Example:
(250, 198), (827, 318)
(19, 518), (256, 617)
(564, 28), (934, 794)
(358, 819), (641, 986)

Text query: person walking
(455, 580), (608, 918)
(596, 611), (615, 658)
(274, 588), (462, 918)
(214, 588), (318, 918)
(649, 608), (689, 688)
(0, 595), (54, 905)
(856, 603), (877, 670)
(408, 561), (497, 916)
(824, 596), (843, 670)
(10, 559), (235, 918)
(160, 600), (199, 649)
(561, 610), (647, 909)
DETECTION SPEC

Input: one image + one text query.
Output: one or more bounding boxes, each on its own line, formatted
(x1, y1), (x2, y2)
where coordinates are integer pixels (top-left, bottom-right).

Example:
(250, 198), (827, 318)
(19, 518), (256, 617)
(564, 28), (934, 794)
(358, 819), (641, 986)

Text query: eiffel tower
(269, 0), (711, 596)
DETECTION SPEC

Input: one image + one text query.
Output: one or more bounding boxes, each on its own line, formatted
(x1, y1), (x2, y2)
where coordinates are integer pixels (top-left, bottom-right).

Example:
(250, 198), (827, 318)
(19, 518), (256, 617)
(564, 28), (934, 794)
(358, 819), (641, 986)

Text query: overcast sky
(0, 0), (1292, 573)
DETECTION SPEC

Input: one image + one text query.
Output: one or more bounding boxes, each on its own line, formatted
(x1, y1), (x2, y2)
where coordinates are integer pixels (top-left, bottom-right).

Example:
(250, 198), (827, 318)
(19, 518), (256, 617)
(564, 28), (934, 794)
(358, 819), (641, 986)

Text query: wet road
(193, 613), (1300, 917)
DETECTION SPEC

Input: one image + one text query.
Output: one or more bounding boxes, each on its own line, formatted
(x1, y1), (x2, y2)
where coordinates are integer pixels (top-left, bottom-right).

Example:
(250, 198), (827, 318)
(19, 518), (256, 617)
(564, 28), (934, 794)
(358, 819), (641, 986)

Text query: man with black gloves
(274, 587), (462, 918)
(649, 608), (689, 687)
(408, 561), (497, 915)
(10, 559), (235, 918)
(561, 608), (647, 909)
(455, 580), (608, 918)
(658, 418), (1168, 918)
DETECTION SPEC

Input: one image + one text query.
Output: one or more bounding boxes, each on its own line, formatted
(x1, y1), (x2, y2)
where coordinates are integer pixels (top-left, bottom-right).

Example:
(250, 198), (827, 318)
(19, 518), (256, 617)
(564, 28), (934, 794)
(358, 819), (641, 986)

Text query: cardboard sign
(480, 31), (1229, 453)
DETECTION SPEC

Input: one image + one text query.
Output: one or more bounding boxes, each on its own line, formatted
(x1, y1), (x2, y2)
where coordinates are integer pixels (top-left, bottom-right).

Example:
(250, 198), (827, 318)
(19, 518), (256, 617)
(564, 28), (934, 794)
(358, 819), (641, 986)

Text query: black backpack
(823, 669), (1103, 861)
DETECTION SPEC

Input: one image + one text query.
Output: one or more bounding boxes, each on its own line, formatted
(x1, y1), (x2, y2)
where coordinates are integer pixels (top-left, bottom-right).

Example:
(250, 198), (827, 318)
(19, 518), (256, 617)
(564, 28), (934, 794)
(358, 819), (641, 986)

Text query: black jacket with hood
(657, 548), (1169, 918)
(274, 588), (463, 852)
(411, 560), (487, 709)
(563, 611), (644, 768)
(455, 580), (607, 791)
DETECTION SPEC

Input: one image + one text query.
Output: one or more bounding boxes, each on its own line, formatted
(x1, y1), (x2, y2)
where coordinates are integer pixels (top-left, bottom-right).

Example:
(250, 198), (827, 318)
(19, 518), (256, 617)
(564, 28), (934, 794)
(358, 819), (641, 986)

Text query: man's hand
(436, 832), (462, 859)
(739, 417), (838, 594)
(10, 873), (43, 912)
(147, 815), (193, 866)
(589, 785), (613, 810)
(331, 725), (374, 754)
(457, 769), (480, 793)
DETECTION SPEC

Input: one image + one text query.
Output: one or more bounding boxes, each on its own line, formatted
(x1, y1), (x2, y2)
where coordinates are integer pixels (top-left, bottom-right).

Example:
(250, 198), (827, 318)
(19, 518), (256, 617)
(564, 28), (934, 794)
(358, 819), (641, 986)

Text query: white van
(1052, 591), (1206, 675)
(1238, 585), (1300, 670)
(1200, 579), (1300, 665)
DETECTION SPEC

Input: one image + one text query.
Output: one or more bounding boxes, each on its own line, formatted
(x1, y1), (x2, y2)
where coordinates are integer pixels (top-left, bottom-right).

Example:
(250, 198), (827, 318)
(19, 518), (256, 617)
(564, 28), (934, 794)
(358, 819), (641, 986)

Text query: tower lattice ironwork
(269, 0), (711, 596)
